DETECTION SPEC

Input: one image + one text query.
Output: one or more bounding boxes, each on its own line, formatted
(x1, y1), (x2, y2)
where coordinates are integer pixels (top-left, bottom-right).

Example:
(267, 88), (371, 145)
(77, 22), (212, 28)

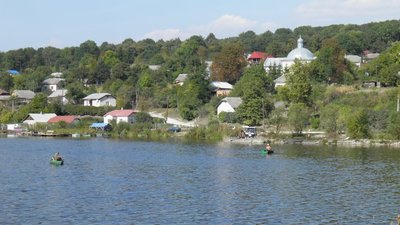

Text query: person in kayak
(266, 143), (272, 152)
(52, 152), (62, 161)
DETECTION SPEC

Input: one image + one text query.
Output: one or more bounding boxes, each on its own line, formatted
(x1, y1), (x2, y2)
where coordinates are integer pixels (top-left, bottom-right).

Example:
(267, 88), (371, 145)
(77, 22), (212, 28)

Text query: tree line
(0, 19), (400, 140)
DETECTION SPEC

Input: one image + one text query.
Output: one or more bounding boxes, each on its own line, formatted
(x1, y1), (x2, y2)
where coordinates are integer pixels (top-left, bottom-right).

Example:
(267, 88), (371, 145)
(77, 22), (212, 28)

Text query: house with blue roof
(7, 70), (20, 75)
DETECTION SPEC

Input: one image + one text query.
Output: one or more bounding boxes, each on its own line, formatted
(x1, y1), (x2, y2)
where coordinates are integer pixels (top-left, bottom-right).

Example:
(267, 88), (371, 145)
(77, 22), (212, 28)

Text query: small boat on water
(50, 158), (64, 165)
(261, 149), (274, 155)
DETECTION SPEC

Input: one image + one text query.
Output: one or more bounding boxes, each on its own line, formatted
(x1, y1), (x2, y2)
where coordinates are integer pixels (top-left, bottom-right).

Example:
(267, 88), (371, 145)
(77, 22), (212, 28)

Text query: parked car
(168, 126), (181, 133)
(243, 126), (256, 138)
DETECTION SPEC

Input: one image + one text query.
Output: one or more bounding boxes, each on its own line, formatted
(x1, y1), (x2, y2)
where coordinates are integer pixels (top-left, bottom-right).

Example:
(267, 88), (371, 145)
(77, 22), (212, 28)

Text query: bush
(219, 112), (238, 123)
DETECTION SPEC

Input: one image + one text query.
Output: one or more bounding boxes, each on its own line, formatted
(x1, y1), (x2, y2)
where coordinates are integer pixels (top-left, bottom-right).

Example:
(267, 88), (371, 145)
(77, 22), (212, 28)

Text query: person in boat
(266, 143), (272, 152)
(52, 152), (62, 161)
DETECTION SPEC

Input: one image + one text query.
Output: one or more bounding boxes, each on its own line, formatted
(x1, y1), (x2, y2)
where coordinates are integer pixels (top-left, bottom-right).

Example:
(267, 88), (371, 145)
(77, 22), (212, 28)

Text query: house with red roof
(103, 109), (136, 124)
(247, 51), (272, 65)
(48, 115), (80, 125)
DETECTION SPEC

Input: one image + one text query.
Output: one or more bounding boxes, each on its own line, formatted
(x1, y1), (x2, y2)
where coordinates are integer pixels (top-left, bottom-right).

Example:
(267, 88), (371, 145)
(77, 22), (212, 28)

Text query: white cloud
(142, 15), (277, 41)
(295, 0), (400, 19)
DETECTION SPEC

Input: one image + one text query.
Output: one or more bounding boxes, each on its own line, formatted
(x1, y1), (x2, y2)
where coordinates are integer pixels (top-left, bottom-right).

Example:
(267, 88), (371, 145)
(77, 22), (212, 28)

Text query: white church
(264, 36), (316, 88)
(264, 36), (315, 72)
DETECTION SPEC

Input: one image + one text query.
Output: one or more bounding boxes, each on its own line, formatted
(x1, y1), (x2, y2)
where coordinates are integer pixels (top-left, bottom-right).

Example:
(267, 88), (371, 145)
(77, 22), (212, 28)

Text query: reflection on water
(1, 137), (400, 224)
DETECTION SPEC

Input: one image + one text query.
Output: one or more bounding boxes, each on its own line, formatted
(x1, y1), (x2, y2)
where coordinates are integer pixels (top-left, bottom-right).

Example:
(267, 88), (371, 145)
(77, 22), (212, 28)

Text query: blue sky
(1, 0), (399, 51)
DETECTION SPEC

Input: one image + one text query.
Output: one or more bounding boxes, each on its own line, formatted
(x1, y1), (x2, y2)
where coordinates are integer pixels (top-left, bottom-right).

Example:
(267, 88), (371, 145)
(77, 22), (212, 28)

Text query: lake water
(1, 137), (400, 224)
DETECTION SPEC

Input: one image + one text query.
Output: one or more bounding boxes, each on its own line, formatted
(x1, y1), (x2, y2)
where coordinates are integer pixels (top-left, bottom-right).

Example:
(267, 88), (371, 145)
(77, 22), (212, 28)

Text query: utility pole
(262, 98), (265, 129)
(165, 96), (169, 123)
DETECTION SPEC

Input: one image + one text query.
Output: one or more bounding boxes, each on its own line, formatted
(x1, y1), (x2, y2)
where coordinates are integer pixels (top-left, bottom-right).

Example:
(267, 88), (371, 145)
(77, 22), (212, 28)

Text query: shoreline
(224, 136), (400, 148)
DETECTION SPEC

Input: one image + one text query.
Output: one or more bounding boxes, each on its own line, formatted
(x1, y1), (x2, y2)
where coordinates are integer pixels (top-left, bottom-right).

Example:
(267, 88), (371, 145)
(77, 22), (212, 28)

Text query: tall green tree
(310, 38), (350, 84)
(285, 61), (313, 105)
(288, 103), (309, 135)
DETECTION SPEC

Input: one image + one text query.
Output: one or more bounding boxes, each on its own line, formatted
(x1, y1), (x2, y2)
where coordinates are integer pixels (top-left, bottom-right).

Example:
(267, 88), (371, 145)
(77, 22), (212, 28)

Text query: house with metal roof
(7, 70), (20, 75)
(345, 55), (362, 67)
(274, 75), (287, 88)
(0, 89), (10, 102)
(42, 78), (65, 92)
(210, 81), (233, 96)
(104, 109), (136, 124)
(12, 90), (36, 103)
(247, 51), (272, 65)
(90, 122), (112, 131)
(83, 93), (116, 107)
(217, 97), (243, 115)
(48, 89), (68, 105)
(48, 115), (80, 124)
(23, 113), (57, 125)
(174, 74), (188, 86)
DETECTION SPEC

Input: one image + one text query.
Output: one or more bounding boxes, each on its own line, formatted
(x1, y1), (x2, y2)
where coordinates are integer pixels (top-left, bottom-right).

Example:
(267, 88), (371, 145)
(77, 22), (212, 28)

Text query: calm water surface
(1, 137), (400, 224)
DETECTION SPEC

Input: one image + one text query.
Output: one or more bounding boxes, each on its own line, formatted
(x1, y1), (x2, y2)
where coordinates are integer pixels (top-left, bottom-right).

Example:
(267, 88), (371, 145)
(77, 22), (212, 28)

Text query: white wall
(104, 115), (134, 124)
(217, 102), (235, 115)
(84, 96), (116, 107)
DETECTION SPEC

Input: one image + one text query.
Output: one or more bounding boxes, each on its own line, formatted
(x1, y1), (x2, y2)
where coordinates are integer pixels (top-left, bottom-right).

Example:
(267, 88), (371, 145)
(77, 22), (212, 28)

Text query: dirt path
(149, 112), (196, 127)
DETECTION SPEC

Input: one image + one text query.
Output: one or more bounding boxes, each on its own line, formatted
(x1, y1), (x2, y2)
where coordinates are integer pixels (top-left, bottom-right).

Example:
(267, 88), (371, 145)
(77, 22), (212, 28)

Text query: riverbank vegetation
(1, 20), (400, 142)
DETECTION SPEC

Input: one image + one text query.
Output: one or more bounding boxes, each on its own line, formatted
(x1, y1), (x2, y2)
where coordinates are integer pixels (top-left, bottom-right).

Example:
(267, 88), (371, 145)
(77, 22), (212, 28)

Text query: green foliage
(310, 38), (353, 84)
(210, 42), (246, 84)
(134, 112), (153, 123)
(236, 97), (273, 126)
(285, 61), (313, 105)
(63, 105), (114, 116)
(387, 112), (400, 139)
(288, 103), (309, 134)
(268, 106), (287, 134)
(177, 72), (210, 120)
(320, 104), (340, 134)
(0, 74), (14, 91)
(219, 112), (238, 123)
(346, 109), (370, 139)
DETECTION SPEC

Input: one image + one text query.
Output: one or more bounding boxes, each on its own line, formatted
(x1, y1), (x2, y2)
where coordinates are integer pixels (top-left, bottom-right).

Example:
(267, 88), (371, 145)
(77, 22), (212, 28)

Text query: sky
(1, 0), (399, 51)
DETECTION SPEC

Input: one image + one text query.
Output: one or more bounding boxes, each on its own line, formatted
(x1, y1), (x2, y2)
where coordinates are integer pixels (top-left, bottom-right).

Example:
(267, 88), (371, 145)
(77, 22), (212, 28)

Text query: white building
(42, 78), (65, 92)
(83, 93), (116, 107)
(264, 36), (315, 72)
(104, 109), (136, 124)
(217, 97), (243, 115)
(23, 113), (57, 125)
(210, 81), (233, 96)
(48, 89), (68, 105)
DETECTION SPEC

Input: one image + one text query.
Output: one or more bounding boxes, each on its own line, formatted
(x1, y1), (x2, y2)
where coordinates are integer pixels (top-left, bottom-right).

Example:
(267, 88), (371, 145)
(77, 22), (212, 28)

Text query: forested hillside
(1, 19), (400, 140)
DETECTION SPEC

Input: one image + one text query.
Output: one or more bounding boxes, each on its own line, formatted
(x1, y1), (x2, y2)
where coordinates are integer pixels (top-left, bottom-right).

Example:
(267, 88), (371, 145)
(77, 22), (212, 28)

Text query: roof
(7, 70), (19, 75)
(264, 57), (285, 67)
(24, 113), (57, 123)
(48, 116), (79, 124)
(345, 55), (362, 64)
(12, 90), (35, 99)
(148, 65), (161, 71)
(248, 51), (271, 60)
(104, 109), (136, 117)
(175, 74), (188, 83)
(48, 89), (68, 98)
(42, 78), (65, 85)
(274, 75), (286, 84)
(83, 93), (114, 100)
(220, 97), (243, 109)
(51, 72), (63, 77)
(90, 122), (110, 128)
(287, 36), (314, 60)
(210, 81), (233, 90)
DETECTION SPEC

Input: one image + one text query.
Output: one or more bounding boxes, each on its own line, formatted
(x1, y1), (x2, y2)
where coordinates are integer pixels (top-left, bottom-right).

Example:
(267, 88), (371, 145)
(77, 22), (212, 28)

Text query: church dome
(287, 36), (314, 60)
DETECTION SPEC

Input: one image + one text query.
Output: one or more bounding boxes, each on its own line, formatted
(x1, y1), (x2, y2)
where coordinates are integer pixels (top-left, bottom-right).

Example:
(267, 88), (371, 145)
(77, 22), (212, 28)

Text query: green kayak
(50, 159), (64, 165)
(261, 149), (274, 155)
